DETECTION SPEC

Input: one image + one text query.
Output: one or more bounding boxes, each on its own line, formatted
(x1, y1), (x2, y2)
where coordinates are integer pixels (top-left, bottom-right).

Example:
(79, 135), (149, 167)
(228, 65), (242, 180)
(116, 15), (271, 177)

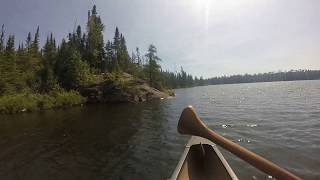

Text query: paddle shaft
(200, 127), (301, 180)
(178, 106), (301, 180)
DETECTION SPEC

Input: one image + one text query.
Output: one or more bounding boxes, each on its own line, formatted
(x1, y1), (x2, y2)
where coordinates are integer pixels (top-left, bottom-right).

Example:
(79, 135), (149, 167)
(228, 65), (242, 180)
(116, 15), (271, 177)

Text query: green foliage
(119, 35), (130, 70)
(0, 93), (40, 113)
(86, 5), (105, 70)
(145, 44), (161, 88)
(40, 34), (58, 92)
(158, 68), (195, 89)
(50, 90), (85, 108)
(109, 72), (129, 88)
(107, 27), (131, 72)
(105, 40), (113, 71)
(0, 35), (28, 94)
(0, 4), (197, 114)
(126, 62), (142, 78)
(0, 90), (85, 114)
(26, 32), (32, 52)
(30, 26), (41, 58)
(203, 70), (320, 85)
(55, 45), (90, 90)
(5, 35), (15, 56)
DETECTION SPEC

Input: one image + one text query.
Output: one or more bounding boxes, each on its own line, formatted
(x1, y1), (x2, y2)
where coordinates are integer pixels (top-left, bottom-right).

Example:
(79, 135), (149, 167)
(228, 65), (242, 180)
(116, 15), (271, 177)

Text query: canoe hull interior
(170, 136), (238, 180)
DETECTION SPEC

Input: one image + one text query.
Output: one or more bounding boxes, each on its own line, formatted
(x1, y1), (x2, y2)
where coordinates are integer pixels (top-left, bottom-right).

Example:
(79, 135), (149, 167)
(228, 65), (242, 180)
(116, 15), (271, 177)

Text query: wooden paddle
(178, 105), (301, 180)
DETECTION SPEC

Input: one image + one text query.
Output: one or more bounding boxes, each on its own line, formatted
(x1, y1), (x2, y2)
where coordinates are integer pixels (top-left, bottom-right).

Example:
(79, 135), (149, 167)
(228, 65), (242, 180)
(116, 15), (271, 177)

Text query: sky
(0, 0), (319, 78)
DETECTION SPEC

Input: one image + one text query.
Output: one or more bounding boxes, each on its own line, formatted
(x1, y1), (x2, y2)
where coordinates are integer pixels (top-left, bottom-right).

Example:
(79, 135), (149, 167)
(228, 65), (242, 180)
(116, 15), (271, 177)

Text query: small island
(0, 5), (191, 114)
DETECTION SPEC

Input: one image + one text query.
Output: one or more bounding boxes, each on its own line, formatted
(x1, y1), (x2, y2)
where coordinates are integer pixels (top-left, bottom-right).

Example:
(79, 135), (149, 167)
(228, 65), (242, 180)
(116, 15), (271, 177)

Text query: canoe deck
(170, 136), (238, 180)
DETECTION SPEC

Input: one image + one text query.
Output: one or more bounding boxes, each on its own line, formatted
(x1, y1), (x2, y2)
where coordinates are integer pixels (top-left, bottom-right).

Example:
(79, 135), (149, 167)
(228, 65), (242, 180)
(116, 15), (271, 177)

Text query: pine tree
(55, 39), (90, 89)
(86, 5), (105, 71)
(145, 44), (161, 88)
(113, 27), (120, 53)
(111, 28), (130, 72)
(26, 32), (32, 53)
(136, 47), (141, 66)
(0, 4), (199, 98)
(75, 25), (86, 57)
(5, 35), (15, 56)
(20, 28), (43, 91)
(92, 4), (97, 16)
(112, 27), (120, 67)
(119, 34), (130, 70)
(179, 67), (188, 87)
(0, 24), (5, 55)
(76, 25), (82, 41)
(105, 40), (114, 72)
(81, 33), (86, 54)
(0, 35), (27, 94)
(32, 26), (40, 56)
(41, 33), (58, 91)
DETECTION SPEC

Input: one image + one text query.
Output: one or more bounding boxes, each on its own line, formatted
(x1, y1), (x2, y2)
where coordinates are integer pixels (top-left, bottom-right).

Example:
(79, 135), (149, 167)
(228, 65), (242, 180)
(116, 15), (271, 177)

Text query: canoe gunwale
(169, 142), (191, 180)
(169, 136), (239, 180)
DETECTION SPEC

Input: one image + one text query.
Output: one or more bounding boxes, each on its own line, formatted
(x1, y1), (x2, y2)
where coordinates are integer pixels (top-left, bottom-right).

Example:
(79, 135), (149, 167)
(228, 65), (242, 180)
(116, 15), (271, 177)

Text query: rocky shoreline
(0, 73), (174, 114)
(80, 73), (174, 104)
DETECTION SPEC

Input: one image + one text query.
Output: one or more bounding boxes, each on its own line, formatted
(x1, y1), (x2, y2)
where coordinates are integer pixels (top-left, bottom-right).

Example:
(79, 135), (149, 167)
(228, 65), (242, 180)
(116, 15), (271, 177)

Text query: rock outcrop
(80, 73), (173, 103)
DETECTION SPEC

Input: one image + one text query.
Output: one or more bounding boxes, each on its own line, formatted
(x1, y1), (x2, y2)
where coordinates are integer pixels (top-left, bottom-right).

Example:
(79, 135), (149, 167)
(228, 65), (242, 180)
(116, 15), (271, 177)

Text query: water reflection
(0, 104), (147, 179)
(0, 101), (182, 180)
(1, 80), (320, 179)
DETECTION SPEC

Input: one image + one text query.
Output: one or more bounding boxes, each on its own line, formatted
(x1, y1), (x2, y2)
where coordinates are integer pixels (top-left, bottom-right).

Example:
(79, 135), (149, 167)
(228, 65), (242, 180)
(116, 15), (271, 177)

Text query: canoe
(169, 136), (238, 180)
(173, 106), (301, 180)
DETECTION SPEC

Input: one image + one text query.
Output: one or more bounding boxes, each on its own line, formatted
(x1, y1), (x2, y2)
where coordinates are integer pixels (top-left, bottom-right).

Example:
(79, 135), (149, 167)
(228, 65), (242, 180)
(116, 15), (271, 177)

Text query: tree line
(0, 5), (194, 97)
(1, 5), (319, 97)
(197, 70), (320, 86)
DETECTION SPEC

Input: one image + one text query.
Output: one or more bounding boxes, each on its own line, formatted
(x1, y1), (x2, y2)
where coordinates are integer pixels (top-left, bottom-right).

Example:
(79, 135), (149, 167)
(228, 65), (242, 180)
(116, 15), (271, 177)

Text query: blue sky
(1, 0), (319, 78)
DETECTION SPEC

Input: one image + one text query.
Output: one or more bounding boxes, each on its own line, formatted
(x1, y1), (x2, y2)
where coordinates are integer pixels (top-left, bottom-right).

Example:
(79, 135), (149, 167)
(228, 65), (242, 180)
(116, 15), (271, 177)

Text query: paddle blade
(177, 105), (208, 136)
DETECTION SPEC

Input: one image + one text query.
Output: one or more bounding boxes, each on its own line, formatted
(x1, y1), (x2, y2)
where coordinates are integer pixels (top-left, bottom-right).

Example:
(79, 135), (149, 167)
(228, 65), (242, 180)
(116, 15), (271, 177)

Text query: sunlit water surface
(0, 80), (319, 179)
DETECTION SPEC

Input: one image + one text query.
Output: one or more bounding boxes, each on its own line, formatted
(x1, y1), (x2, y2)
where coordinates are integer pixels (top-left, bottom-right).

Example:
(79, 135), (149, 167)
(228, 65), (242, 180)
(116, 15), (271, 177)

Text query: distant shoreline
(192, 70), (320, 87)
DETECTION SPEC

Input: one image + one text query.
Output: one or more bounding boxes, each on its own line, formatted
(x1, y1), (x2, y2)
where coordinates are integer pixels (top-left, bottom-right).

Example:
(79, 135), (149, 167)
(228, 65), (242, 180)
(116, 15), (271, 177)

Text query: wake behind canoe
(170, 136), (238, 180)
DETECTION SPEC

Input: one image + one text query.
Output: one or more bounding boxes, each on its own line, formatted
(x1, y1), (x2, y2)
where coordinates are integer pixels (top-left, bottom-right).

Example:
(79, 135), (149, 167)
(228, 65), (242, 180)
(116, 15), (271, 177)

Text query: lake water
(0, 80), (319, 180)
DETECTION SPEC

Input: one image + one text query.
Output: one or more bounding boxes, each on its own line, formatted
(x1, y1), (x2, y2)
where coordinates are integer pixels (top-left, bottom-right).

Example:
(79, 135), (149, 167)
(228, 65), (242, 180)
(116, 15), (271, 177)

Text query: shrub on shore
(0, 90), (85, 114)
